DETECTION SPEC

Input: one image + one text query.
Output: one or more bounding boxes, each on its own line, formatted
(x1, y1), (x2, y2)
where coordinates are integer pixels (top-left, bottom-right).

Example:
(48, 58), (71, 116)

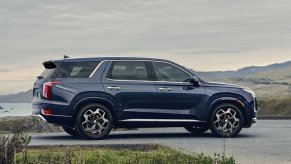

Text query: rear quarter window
(55, 61), (100, 78)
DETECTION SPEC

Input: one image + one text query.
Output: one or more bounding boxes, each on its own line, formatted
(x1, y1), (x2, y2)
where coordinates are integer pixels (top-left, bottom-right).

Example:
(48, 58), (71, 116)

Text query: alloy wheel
(213, 107), (240, 135)
(81, 108), (109, 136)
(209, 103), (244, 137)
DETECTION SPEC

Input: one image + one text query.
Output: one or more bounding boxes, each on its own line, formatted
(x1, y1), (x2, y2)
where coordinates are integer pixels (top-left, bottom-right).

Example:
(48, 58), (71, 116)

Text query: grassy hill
(246, 66), (291, 84)
(195, 60), (291, 81)
(0, 90), (32, 103)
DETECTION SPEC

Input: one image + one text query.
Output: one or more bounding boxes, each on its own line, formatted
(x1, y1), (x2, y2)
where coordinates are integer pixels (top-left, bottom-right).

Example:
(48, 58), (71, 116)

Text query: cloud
(0, 0), (291, 93)
(0, 68), (13, 73)
(1, 0), (291, 59)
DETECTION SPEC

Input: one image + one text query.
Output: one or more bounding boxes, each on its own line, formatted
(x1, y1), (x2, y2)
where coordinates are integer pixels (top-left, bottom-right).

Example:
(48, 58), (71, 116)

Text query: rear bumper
(32, 114), (47, 122)
(32, 102), (75, 127)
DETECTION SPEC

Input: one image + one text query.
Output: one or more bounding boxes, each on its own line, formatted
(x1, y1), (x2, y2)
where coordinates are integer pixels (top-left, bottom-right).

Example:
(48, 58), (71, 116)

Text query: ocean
(0, 103), (32, 117)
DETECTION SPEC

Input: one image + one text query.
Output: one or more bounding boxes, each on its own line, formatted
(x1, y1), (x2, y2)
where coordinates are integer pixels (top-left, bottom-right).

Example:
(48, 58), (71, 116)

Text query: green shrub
(16, 145), (235, 164)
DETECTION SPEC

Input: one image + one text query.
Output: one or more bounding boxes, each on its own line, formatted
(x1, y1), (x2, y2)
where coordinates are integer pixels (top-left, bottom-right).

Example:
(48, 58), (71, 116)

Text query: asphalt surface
(28, 120), (291, 164)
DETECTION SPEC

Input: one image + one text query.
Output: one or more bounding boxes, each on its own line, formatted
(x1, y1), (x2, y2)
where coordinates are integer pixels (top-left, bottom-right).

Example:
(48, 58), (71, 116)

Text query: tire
(76, 103), (113, 140)
(62, 127), (79, 136)
(209, 103), (244, 138)
(184, 124), (209, 134)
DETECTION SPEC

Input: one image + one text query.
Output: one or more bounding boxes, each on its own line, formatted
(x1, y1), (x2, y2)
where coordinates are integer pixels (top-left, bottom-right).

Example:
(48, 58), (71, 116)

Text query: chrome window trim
(105, 78), (191, 84)
(104, 60), (193, 83)
(152, 60), (192, 77)
(89, 60), (104, 78)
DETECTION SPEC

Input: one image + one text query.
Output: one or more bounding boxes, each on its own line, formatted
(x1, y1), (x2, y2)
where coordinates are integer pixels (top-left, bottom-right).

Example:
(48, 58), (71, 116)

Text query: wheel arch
(73, 97), (119, 125)
(207, 96), (248, 126)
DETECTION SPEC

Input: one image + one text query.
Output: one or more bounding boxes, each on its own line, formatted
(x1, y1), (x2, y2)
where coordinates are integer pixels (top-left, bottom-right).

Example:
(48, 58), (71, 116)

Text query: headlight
(243, 88), (256, 97)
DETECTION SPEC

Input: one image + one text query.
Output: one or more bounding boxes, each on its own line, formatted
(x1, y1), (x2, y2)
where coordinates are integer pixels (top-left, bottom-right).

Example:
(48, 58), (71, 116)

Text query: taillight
(42, 109), (53, 115)
(42, 81), (61, 99)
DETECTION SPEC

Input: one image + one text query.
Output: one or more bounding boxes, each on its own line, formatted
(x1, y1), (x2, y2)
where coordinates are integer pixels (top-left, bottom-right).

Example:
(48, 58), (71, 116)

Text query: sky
(0, 0), (291, 94)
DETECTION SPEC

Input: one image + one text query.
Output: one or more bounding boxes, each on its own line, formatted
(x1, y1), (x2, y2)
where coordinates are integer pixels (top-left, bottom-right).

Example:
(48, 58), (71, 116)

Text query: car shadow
(107, 132), (214, 139)
(31, 131), (254, 141)
(105, 132), (254, 140)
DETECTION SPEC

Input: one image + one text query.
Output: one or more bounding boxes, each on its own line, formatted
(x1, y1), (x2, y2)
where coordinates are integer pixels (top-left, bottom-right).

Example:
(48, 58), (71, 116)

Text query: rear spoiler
(43, 61), (57, 69)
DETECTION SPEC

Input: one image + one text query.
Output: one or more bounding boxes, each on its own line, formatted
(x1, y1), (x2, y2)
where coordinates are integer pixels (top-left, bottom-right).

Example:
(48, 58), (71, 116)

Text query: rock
(0, 106), (3, 109)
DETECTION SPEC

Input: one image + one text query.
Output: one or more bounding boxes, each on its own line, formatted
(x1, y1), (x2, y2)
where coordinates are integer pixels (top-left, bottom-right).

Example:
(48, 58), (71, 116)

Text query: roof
(48, 56), (195, 76)
(52, 56), (172, 63)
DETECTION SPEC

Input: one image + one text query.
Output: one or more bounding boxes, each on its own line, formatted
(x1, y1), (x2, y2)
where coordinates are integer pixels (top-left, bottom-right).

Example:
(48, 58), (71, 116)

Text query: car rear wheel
(209, 103), (244, 137)
(76, 103), (113, 140)
(62, 127), (79, 136)
(184, 124), (209, 134)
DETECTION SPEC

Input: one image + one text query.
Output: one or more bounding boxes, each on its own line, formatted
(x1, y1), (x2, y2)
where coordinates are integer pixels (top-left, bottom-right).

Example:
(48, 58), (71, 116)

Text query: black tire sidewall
(76, 103), (113, 140)
(209, 103), (244, 137)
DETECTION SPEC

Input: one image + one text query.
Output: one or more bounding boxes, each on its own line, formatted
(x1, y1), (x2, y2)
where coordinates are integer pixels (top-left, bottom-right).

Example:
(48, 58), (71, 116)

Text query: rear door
(101, 61), (157, 125)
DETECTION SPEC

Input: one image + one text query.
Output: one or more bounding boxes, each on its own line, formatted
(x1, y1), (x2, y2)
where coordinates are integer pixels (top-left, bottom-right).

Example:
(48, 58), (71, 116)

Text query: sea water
(0, 103), (32, 117)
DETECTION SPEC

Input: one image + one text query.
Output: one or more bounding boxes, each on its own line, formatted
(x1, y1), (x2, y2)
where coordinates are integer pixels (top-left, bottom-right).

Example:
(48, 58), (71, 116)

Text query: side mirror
(188, 76), (200, 87)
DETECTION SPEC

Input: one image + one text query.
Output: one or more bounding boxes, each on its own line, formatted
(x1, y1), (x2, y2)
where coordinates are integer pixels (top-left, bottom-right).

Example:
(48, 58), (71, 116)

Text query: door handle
(107, 86), (120, 90)
(158, 87), (171, 91)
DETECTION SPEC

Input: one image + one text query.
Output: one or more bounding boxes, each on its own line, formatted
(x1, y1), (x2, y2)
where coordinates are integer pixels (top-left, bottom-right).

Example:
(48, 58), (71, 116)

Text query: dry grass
(0, 116), (62, 134)
(17, 145), (235, 164)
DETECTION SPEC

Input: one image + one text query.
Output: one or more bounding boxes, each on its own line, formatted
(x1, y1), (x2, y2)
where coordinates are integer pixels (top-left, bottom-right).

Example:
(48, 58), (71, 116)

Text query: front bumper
(243, 98), (257, 128)
(252, 117), (257, 124)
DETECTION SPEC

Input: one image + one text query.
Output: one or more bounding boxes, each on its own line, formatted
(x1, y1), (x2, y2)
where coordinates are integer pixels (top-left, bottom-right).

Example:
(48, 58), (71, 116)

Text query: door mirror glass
(187, 76), (200, 87)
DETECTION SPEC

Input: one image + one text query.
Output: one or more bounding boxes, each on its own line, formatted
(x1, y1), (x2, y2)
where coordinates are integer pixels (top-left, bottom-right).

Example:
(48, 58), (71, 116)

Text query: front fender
(204, 93), (247, 118)
(209, 96), (245, 110)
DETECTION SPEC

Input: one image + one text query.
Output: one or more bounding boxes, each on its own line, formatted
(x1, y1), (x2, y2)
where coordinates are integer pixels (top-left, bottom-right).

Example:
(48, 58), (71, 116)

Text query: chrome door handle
(158, 87), (171, 91)
(107, 86), (120, 90)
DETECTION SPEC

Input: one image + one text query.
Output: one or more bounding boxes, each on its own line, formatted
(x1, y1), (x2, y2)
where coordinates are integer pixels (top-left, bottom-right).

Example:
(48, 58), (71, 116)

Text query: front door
(150, 61), (205, 124)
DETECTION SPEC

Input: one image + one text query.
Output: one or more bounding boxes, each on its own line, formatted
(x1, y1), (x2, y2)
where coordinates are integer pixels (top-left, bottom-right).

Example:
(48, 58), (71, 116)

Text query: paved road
(29, 120), (291, 164)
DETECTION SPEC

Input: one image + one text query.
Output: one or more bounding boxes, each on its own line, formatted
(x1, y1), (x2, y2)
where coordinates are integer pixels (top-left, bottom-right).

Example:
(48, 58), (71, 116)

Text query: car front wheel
(76, 103), (113, 140)
(209, 103), (244, 137)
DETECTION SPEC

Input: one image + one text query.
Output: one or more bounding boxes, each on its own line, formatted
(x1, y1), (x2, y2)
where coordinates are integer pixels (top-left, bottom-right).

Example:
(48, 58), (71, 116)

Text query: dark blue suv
(32, 57), (257, 139)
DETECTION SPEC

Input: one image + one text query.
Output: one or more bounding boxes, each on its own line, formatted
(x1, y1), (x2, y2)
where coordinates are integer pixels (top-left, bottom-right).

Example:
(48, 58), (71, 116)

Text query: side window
(152, 62), (190, 82)
(107, 61), (149, 81)
(55, 62), (99, 78)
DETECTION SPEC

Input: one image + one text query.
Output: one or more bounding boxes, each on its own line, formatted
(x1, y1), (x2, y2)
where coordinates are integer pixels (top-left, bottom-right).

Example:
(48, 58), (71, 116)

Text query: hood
(201, 81), (245, 89)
